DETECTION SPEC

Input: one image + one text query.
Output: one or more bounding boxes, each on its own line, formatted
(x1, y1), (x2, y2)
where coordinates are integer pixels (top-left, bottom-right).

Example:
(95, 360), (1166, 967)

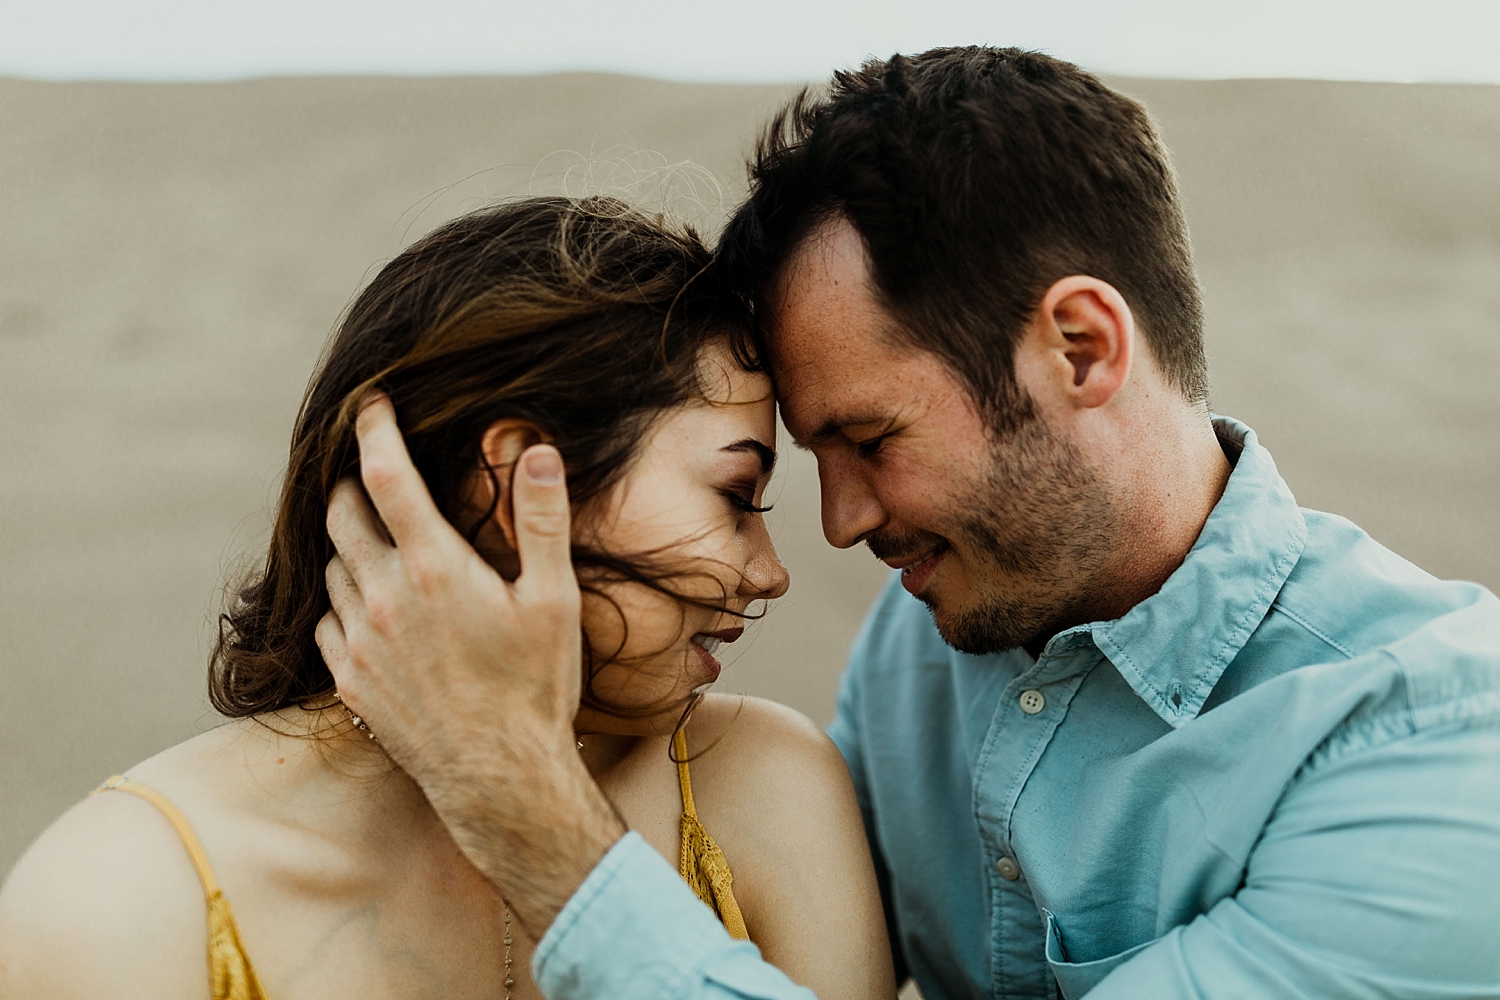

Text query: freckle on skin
(278, 758), (285, 764)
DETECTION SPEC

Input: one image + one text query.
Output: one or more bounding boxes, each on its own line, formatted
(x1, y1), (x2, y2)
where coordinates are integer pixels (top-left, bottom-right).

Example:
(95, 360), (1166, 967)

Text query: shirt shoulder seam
(1298, 661), (1500, 776)
(1266, 601), (1355, 659)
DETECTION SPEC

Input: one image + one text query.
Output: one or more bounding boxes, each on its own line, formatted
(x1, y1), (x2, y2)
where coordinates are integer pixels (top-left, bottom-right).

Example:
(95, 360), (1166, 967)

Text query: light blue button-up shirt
(535, 417), (1500, 999)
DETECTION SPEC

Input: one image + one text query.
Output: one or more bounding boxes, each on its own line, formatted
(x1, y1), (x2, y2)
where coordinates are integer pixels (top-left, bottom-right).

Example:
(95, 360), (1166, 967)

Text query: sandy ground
(2, 73), (1497, 878)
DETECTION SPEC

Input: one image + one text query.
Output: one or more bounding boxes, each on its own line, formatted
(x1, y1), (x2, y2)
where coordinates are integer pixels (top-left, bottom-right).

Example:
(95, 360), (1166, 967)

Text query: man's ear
(1018, 276), (1135, 411)
(471, 419), (550, 578)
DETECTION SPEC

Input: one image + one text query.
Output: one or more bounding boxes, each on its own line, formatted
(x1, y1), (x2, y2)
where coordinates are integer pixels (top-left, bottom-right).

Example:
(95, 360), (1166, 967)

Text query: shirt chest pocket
(1043, 910), (1155, 1000)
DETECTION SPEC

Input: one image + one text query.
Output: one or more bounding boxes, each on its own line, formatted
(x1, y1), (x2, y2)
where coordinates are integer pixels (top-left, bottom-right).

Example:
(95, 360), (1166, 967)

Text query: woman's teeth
(695, 635), (723, 655)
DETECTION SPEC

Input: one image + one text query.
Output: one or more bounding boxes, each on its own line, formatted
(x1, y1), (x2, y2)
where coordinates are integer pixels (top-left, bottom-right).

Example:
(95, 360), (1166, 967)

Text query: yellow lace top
(673, 728), (750, 940)
(91, 729), (747, 999)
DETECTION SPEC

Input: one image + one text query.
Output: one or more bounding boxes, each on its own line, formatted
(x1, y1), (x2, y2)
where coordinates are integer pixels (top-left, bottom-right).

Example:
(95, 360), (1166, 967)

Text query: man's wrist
(512, 752), (628, 931)
(426, 734), (626, 935)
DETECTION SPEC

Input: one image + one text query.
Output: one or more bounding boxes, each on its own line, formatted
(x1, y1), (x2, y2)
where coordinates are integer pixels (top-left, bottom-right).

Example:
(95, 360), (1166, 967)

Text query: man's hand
(317, 393), (625, 934)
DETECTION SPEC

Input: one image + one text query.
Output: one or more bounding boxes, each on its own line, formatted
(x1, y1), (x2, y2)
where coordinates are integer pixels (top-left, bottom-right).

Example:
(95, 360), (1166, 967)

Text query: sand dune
(2, 73), (1497, 875)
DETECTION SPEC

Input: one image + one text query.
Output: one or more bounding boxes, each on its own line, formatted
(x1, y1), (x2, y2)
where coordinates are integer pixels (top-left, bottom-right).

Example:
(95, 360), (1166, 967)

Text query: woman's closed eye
(723, 488), (774, 515)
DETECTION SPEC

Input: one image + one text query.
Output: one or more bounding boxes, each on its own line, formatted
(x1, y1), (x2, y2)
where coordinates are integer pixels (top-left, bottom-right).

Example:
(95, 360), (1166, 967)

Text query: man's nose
(818, 454), (885, 550)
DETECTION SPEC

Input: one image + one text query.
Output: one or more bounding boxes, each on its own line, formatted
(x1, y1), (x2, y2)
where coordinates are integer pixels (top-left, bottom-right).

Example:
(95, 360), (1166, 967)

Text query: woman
(0, 198), (896, 999)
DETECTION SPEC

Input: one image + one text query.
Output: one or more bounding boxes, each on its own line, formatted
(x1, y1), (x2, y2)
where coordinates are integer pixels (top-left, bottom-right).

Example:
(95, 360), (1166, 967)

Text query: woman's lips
(894, 544), (950, 595)
(690, 639), (723, 681)
(689, 626), (743, 682)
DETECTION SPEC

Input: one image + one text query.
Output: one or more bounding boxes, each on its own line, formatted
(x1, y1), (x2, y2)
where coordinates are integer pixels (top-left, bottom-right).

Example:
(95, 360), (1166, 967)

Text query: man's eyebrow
(795, 414), (887, 450)
(722, 438), (776, 475)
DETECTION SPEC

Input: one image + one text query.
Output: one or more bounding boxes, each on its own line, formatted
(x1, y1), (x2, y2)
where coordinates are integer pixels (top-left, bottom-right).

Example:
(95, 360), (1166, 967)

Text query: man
(320, 48), (1500, 997)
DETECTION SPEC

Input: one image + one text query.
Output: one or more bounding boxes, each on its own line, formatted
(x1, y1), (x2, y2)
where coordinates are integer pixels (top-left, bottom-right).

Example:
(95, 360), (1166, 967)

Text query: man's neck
(1103, 409), (1232, 619)
(1019, 409), (1232, 659)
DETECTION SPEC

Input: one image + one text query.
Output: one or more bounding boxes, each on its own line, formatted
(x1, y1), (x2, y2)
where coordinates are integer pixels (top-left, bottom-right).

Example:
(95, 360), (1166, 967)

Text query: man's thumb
(513, 445), (576, 597)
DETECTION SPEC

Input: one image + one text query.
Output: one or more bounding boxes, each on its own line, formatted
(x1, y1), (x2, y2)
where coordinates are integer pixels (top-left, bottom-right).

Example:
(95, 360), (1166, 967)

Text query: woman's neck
(245, 708), (655, 849)
(575, 731), (646, 780)
(230, 707), (437, 842)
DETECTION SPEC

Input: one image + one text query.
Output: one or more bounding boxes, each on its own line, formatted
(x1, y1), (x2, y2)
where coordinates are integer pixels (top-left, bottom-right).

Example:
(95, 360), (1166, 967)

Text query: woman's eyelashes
(722, 487), (773, 516)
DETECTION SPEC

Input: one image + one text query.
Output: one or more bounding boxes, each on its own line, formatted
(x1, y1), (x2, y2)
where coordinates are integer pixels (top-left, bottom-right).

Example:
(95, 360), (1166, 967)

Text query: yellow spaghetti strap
(673, 732), (751, 940)
(92, 776), (267, 1000)
(675, 730), (699, 820)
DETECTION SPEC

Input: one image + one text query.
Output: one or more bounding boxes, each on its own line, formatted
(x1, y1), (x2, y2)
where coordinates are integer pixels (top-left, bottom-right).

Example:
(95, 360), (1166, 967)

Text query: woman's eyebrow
(721, 438), (776, 475)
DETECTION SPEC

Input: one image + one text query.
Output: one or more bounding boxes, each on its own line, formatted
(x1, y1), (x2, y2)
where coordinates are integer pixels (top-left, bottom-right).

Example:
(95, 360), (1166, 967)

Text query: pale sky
(2, 0), (1498, 85)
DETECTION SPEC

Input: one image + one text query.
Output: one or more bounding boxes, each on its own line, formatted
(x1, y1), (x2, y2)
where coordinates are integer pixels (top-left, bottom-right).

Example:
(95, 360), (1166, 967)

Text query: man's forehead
(769, 325), (930, 446)
(767, 319), (894, 436)
(762, 216), (929, 438)
(766, 230), (900, 367)
(767, 215), (870, 306)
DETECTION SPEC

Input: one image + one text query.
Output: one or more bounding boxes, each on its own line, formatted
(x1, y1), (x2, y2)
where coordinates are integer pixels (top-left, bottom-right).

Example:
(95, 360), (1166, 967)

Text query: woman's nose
(740, 524), (790, 602)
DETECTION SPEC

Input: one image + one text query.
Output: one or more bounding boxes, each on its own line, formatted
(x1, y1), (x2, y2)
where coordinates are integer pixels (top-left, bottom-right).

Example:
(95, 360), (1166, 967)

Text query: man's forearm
(415, 720), (626, 935)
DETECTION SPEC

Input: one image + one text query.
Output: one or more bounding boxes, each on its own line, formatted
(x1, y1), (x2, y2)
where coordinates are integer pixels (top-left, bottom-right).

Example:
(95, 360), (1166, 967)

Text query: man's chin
(925, 590), (1049, 656)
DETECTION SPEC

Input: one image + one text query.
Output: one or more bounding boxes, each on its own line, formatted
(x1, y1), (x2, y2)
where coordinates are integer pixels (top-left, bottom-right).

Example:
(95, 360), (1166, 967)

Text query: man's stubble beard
(873, 402), (1119, 656)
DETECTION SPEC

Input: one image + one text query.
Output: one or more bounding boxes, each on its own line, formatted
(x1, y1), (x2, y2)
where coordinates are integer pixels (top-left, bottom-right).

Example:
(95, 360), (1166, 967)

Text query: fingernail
(523, 448), (563, 484)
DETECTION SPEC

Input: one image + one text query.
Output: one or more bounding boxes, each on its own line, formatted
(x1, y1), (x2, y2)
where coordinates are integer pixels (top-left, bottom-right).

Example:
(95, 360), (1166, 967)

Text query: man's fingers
(327, 477), (395, 588)
(315, 609), (351, 684)
(325, 554), (363, 626)
(512, 444), (578, 601)
(354, 392), (455, 551)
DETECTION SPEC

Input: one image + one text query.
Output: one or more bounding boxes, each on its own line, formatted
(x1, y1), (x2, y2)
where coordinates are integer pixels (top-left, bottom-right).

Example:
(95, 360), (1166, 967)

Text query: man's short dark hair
(718, 46), (1208, 427)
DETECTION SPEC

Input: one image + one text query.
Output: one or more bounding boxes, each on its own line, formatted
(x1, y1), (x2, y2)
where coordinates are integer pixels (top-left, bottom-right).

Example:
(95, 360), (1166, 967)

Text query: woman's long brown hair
(209, 196), (759, 719)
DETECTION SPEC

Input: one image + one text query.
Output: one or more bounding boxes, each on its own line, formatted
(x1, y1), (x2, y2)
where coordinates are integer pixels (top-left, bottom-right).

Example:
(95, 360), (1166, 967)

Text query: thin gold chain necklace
(503, 902), (515, 998)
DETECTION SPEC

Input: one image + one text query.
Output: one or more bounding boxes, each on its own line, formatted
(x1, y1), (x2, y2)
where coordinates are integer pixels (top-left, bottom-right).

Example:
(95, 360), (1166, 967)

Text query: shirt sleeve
(1086, 720), (1500, 999)
(532, 832), (816, 1000)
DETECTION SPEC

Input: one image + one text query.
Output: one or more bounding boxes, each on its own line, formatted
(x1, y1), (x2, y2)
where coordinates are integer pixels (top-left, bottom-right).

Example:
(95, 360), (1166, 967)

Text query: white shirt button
(996, 857), (1021, 880)
(1018, 689), (1046, 715)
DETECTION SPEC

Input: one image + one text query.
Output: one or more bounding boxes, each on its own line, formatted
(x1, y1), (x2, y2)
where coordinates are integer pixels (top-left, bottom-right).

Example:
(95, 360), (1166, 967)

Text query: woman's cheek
(580, 585), (690, 691)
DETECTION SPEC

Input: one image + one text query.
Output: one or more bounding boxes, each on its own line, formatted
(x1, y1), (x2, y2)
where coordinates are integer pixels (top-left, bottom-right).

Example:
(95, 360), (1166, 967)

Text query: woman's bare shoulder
(683, 695), (896, 999)
(0, 777), (214, 999)
(684, 693), (862, 861)
(689, 693), (843, 770)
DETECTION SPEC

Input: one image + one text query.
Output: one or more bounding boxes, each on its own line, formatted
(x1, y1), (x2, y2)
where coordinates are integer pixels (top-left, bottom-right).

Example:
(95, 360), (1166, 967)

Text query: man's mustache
(866, 528), (949, 563)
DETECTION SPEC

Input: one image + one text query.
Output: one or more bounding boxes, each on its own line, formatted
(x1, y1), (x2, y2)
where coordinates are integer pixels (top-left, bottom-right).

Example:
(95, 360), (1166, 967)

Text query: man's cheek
(876, 479), (954, 535)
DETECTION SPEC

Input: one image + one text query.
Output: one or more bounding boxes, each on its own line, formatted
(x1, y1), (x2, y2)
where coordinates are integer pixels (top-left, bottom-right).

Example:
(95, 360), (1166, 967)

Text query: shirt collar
(1083, 416), (1308, 728)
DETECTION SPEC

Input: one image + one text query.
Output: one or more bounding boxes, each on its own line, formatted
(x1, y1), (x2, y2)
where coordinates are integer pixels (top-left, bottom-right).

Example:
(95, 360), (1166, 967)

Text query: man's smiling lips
(884, 543), (951, 595)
